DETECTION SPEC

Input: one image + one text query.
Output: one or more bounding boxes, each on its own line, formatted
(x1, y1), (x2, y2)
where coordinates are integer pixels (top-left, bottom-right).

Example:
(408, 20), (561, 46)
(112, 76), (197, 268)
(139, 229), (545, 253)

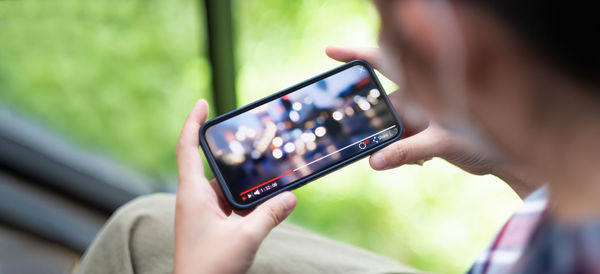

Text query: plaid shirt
(468, 186), (549, 274)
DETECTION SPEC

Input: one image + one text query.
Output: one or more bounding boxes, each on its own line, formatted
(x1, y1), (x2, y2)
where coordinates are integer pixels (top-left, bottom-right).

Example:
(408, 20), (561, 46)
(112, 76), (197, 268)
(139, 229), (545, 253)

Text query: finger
(242, 191), (297, 239)
(176, 99), (209, 187)
(326, 46), (384, 71)
(370, 127), (443, 170)
(208, 179), (233, 216)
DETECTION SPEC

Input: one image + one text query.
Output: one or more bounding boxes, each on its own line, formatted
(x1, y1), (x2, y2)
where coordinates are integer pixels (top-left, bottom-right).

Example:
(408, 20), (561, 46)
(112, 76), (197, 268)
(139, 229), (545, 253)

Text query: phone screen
(203, 62), (400, 206)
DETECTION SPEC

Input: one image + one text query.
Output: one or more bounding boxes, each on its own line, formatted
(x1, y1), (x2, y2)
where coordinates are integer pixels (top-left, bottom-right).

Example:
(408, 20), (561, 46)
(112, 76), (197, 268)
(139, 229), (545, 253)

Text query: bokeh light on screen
(205, 65), (399, 202)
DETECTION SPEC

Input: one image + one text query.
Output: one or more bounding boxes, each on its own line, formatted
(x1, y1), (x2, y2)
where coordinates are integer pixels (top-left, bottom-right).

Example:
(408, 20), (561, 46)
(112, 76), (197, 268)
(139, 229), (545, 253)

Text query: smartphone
(199, 60), (403, 209)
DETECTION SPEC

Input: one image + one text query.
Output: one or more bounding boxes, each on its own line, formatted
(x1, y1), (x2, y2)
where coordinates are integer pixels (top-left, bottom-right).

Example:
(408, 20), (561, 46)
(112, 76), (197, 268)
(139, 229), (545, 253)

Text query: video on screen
(204, 65), (399, 203)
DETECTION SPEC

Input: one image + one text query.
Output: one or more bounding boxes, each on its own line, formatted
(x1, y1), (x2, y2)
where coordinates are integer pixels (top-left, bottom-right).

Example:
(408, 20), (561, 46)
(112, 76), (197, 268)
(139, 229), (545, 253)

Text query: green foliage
(0, 0), (210, 176)
(0, 0), (521, 273)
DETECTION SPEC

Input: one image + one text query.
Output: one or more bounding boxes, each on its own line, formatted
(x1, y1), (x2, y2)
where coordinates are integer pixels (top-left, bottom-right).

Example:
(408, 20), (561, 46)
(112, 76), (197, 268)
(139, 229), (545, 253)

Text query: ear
(391, 0), (467, 110)
(452, 4), (506, 96)
(395, 0), (500, 96)
(395, 0), (439, 63)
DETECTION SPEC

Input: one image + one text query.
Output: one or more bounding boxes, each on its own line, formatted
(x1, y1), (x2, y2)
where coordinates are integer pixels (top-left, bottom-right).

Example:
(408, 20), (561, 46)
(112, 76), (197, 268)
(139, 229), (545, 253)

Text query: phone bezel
(199, 60), (403, 210)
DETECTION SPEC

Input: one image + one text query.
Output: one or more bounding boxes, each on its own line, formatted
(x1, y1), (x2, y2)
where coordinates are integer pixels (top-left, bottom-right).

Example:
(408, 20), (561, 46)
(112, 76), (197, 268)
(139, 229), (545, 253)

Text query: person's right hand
(326, 45), (541, 198)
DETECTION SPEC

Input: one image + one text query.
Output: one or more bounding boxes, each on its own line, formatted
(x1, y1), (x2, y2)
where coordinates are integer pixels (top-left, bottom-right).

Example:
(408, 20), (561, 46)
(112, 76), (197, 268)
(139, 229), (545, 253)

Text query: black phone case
(199, 60), (404, 210)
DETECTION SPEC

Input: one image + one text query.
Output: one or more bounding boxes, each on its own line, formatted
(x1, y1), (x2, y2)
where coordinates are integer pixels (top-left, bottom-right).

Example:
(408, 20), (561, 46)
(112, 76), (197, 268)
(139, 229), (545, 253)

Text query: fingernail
(371, 152), (387, 169)
(279, 192), (296, 213)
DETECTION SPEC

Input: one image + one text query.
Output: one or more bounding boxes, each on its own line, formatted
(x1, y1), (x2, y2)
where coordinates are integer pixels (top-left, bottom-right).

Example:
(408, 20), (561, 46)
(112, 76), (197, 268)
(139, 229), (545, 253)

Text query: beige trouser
(75, 193), (418, 274)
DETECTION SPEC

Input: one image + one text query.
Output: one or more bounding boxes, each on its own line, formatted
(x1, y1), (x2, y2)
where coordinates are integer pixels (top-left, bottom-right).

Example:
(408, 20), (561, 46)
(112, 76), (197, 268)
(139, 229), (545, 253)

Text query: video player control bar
(240, 125), (398, 196)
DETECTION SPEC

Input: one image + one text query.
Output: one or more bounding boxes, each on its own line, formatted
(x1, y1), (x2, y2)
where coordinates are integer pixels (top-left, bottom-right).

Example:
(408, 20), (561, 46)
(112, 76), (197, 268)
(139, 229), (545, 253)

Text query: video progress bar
(240, 125), (397, 196)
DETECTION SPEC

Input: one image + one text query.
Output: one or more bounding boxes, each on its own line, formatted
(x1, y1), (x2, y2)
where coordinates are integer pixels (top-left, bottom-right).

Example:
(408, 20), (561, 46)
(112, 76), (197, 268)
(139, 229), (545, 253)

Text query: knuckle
(262, 202), (283, 226)
(175, 190), (200, 212)
(238, 223), (263, 245)
(175, 140), (186, 156)
(391, 144), (411, 165)
(175, 193), (189, 213)
(239, 224), (258, 240)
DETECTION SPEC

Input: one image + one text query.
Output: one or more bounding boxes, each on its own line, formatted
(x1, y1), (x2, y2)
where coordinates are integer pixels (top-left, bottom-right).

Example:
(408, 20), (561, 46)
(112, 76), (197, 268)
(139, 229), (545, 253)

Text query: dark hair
(467, 0), (599, 87)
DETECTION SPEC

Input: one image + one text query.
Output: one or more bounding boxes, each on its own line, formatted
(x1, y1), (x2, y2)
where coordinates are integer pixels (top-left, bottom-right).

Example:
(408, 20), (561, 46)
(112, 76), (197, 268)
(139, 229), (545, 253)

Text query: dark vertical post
(203, 0), (237, 114)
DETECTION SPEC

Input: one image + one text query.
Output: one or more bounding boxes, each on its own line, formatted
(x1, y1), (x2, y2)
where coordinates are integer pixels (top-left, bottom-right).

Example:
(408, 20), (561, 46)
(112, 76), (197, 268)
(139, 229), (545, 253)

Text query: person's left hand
(174, 99), (298, 274)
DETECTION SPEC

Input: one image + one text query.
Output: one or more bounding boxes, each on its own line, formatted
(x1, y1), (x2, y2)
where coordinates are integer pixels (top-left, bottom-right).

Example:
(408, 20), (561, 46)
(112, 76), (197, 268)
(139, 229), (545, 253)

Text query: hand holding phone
(200, 60), (403, 209)
(174, 99), (297, 274)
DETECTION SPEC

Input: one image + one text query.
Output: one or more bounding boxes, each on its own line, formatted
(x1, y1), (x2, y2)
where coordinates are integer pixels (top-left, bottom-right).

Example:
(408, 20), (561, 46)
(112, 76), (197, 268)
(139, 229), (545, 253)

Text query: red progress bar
(240, 170), (294, 196)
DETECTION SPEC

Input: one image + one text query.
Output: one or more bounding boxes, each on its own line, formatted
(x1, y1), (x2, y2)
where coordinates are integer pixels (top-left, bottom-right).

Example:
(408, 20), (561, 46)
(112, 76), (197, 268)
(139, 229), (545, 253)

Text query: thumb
(242, 191), (297, 239)
(370, 127), (443, 170)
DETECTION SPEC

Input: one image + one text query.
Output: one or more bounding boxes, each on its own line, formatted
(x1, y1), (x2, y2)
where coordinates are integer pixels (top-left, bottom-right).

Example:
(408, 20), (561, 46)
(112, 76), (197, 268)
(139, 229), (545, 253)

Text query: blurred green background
(0, 0), (521, 273)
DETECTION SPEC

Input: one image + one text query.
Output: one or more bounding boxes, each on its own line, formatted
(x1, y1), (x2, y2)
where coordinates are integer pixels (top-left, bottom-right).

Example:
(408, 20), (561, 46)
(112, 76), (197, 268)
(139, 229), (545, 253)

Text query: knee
(112, 193), (176, 271)
(78, 194), (176, 273)
(114, 193), (176, 220)
(110, 193), (176, 236)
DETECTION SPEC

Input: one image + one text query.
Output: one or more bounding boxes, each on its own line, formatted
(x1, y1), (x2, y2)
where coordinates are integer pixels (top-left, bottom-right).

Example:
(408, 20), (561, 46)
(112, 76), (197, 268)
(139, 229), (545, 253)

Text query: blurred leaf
(0, 0), (211, 178)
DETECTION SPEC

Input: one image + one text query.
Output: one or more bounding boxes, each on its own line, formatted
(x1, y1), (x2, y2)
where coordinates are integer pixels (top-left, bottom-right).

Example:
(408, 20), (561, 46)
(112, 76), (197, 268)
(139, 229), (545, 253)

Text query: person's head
(374, 0), (599, 179)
